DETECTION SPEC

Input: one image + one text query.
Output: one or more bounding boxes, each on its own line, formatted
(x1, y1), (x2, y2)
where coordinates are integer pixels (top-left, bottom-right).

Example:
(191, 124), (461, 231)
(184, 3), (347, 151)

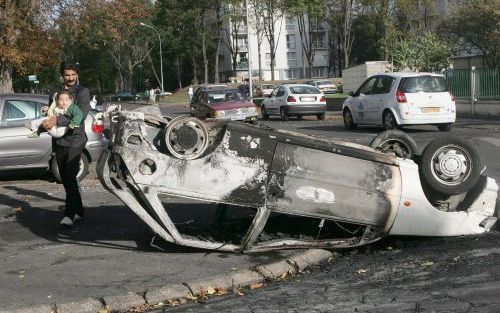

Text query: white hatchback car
(343, 73), (456, 131)
(261, 84), (327, 121)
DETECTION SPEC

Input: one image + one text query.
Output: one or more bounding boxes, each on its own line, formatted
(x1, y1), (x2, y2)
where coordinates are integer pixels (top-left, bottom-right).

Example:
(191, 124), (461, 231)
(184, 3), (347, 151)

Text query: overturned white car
(97, 108), (498, 252)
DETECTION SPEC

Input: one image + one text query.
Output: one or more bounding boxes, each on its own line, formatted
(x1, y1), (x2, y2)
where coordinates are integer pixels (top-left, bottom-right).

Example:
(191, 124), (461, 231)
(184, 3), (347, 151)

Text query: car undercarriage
(97, 107), (498, 252)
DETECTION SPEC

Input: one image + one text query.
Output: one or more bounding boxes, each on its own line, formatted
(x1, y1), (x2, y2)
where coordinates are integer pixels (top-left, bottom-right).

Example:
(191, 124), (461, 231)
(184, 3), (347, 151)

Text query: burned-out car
(97, 108), (498, 252)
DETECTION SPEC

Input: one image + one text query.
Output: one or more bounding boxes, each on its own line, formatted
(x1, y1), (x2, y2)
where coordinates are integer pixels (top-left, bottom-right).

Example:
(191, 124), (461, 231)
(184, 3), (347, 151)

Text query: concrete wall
(456, 100), (500, 118)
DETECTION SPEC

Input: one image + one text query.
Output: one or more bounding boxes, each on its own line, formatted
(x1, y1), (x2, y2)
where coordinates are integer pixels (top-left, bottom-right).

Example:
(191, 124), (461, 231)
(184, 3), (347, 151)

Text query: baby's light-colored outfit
(28, 95), (83, 138)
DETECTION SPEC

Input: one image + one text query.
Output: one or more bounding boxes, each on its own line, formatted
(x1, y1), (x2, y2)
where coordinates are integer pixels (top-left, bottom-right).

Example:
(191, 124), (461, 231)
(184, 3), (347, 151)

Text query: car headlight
(247, 107), (256, 113)
(215, 110), (226, 117)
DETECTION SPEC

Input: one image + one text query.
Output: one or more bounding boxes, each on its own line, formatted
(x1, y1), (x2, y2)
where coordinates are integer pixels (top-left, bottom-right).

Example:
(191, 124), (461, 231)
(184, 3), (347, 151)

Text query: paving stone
(287, 249), (334, 271)
(102, 292), (145, 312)
(144, 284), (191, 304)
(255, 260), (296, 280)
(184, 275), (233, 295)
(56, 298), (103, 313)
(228, 269), (265, 287)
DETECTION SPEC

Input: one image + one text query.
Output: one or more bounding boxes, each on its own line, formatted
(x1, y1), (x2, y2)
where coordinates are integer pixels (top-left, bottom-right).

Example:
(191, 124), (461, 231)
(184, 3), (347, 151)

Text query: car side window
(373, 76), (394, 94)
(276, 87), (285, 97)
(270, 87), (279, 97)
(357, 77), (377, 95)
(2, 100), (39, 123)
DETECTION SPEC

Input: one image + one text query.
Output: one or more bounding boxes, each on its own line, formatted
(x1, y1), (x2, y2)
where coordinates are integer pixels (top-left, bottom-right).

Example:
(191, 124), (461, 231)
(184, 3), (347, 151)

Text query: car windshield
(400, 76), (448, 93)
(317, 81), (332, 86)
(208, 90), (243, 103)
(289, 85), (320, 94)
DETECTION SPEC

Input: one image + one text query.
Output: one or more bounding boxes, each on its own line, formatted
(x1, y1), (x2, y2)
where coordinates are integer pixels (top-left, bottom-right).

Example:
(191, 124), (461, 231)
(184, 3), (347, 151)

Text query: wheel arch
(382, 108), (402, 125)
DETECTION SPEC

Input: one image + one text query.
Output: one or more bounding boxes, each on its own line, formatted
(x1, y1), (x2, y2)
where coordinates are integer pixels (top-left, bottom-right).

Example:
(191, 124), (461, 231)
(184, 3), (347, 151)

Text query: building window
(284, 69), (300, 79)
(285, 16), (295, 30)
(237, 36), (248, 51)
(312, 67), (328, 78)
(287, 52), (296, 66)
(286, 34), (296, 50)
(310, 17), (324, 31)
(312, 33), (325, 49)
(265, 53), (273, 67)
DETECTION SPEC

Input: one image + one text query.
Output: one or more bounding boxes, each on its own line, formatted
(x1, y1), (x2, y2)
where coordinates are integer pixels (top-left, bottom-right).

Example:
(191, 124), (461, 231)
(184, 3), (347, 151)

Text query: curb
(1, 249), (334, 313)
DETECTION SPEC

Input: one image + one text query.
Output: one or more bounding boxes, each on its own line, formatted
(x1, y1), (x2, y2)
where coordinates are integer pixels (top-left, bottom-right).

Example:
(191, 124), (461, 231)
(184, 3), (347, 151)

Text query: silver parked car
(0, 94), (107, 181)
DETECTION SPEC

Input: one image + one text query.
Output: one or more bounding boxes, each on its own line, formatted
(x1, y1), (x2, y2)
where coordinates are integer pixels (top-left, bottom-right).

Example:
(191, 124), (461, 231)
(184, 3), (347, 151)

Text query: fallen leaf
(356, 269), (367, 274)
(186, 293), (197, 301)
(421, 261), (434, 267)
(215, 288), (228, 296)
(452, 256), (460, 262)
(12, 207), (23, 214)
(250, 283), (264, 290)
(206, 287), (216, 295)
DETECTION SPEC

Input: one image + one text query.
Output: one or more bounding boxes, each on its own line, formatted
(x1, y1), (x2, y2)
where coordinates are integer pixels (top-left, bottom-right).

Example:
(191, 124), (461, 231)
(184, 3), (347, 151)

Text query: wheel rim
(377, 139), (412, 158)
(430, 145), (471, 186)
(165, 117), (209, 160)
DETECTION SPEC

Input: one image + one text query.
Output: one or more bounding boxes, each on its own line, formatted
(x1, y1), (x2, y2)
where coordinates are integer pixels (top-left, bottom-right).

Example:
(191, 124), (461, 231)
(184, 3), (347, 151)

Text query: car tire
(419, 137), (481, 196)
(280, 107), (290, 121)
(261, 105), (269, 120)
(317, 113), (326, 121)
(369, 130), (418, 159)
(383, 110), (399, 130)
(51, 153), (90, 183)
(437, 123), (453, 132)
(343, 108), (357, 129)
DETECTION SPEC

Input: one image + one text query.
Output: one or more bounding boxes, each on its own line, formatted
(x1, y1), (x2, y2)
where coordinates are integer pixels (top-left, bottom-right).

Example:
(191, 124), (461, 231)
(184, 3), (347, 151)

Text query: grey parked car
(0, 94), (107, 181)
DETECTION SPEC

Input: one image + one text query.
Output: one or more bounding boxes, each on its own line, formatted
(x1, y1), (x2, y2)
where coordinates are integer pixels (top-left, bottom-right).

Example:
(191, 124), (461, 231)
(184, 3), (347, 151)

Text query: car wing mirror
(348, 91), (355, 97)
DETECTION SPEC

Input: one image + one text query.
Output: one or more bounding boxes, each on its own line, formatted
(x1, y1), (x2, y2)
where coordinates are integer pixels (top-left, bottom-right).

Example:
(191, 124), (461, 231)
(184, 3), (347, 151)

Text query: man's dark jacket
(51, 84), (91, 148)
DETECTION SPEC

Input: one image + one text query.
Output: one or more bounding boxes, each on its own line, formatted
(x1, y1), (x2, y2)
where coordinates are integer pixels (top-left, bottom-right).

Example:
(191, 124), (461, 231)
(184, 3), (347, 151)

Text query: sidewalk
(0, 179), (332, 312)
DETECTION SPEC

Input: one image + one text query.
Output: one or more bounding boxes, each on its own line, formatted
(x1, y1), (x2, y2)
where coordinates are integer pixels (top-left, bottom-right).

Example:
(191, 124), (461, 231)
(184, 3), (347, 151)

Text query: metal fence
(444, 68), (500, 100)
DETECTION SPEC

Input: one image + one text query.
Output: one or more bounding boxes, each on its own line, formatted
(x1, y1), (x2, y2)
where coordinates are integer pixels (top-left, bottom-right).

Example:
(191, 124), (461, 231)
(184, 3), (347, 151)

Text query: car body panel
(97, 108), (498, 252)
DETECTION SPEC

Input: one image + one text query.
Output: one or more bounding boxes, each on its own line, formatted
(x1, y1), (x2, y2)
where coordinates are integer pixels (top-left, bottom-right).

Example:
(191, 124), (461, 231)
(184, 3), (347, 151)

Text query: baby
(28, 90), (83, 138)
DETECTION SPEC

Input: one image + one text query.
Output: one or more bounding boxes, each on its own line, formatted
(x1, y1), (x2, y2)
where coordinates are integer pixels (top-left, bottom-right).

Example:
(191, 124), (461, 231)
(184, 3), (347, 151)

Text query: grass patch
(325, 93), (349, 99)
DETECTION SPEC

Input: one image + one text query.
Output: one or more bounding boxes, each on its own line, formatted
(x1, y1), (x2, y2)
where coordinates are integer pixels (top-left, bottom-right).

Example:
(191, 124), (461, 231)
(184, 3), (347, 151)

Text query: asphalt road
(155, 104), (500, 312)
(1, 103), (499, 311)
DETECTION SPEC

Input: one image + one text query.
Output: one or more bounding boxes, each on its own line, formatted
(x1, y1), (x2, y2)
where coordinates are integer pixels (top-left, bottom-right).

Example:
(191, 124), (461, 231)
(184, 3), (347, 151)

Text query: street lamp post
(245, 0), (253, 101)
(140, 22), (164, 93)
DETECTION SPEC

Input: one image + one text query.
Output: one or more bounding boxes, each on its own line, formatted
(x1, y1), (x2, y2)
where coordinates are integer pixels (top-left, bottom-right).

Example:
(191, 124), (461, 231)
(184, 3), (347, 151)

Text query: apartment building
(218, 9), (331, 82)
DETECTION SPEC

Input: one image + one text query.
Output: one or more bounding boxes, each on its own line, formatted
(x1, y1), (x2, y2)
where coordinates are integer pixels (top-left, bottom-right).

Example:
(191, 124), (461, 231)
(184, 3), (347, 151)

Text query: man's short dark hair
(60, 62), (79, 75)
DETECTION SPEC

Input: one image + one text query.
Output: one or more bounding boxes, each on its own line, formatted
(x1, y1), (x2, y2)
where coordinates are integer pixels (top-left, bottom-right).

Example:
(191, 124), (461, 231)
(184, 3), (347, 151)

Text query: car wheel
(280, 107), (289, 121)
(317, 113), (326, 121)
(343, 109), (357, 129)
(383, 110), (399, 130)
(437, 123), (453, 132)
(51, 153), (90, 183)
(369, 130), (418, 159)
(261, 105), (269, 120)
(419, 137), (481, 196)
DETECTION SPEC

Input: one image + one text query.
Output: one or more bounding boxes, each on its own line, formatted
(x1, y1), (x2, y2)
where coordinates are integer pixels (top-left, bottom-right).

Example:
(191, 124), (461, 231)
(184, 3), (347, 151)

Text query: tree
(260, 0), (286, 80)
(325, 0), (357, 70)
(287, 0), (324, 78)
(389, 32), (451, 72)
(439, 0), (500, 68)
(0, 0), (61, 92)
(248, 0), (266, 81)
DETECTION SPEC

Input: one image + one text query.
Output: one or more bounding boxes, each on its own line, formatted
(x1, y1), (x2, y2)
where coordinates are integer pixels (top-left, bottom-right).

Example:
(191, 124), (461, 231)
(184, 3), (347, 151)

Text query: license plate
(422, 107), (440, 113)
(300, 96), (315, 102)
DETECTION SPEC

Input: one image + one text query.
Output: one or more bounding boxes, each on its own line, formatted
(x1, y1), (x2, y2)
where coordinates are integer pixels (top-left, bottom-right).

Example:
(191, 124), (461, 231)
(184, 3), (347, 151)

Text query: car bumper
(86, 138), (108, 162)
(216, 113), (259, 122)
(284, 104), (326, 115)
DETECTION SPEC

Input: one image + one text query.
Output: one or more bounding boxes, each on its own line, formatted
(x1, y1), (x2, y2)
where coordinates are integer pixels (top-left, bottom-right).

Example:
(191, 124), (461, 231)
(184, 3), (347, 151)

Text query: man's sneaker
(73, 214), (84, 222)
(60, 216), (74, 227)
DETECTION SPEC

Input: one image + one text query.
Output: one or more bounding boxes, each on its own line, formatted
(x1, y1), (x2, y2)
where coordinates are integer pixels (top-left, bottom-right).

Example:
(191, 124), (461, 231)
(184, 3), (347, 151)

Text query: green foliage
(439, 0), (500, 68)
(389, 32), (451, 72)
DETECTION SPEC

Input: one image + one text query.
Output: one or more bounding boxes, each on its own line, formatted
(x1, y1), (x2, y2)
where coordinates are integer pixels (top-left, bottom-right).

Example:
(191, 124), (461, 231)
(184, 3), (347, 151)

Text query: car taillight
(287, 96), (296, 103)
(396, 90), (407, 103)
(320, 96), (326, 103)
(92, 123), (104, 134)
(449, 91), (455, 101)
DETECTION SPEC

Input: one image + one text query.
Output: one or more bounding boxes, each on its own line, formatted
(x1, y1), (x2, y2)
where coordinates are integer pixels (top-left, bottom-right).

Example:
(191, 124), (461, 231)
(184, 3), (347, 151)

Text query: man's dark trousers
(54, 145), (84, 218)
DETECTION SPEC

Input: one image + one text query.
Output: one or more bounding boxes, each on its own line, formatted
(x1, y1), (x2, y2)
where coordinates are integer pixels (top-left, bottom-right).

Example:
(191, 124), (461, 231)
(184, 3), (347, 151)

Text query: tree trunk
(257, 41), (262, 81)
(202, 33), (208, 84)
(192, 54), (199, 85)
(176, 57), (182, 90)
(0, 64), (14, 93)
(214, 37), (220, 83)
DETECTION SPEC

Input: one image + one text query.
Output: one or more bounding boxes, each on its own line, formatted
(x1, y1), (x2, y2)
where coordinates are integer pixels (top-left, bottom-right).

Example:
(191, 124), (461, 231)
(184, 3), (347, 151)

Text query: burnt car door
(0, 98), (52, 168)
